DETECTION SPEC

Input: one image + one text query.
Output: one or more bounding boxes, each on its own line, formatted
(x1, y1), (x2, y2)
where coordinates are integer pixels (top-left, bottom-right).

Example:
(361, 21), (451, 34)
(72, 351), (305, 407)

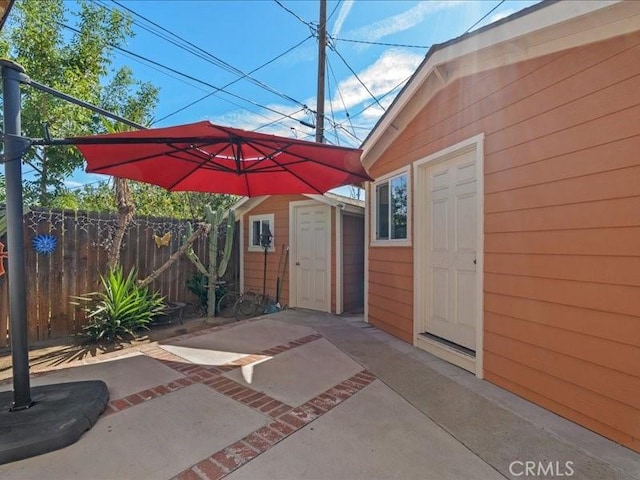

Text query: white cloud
(329, 49), (422, 112)
(487, 8), (516, 25)
(207, 49), (421, 147)
(331, 0), (355, 37)
(346, 0), (463, 43)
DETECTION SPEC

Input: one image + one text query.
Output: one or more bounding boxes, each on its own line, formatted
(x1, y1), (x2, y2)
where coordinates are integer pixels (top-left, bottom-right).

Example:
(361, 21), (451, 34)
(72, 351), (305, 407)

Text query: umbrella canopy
(74, 121), (371, 197)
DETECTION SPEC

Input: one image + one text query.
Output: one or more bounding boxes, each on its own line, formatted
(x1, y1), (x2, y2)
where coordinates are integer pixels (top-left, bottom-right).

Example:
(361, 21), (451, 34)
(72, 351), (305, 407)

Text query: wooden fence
(0, 208), (235, 347)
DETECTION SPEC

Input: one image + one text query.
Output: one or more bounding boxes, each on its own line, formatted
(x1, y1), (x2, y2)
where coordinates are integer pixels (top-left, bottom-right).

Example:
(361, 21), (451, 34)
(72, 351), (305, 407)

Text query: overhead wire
(324, 57), (340, 145)
(326, 55), (357, 140)
(327, 43), (386, 112)
(330, 36), (430, 49)
(273, 0), (314, 28)
(109, 0), (308, 109)
(155, 35), (314, 124)
(57, 21), (310, 127)
(466, 0), (505, 33)
(327, 0), (342, 22)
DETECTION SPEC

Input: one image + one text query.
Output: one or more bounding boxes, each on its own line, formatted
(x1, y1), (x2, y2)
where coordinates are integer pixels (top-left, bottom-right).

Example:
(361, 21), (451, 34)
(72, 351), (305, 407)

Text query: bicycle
(217, 290), (270, 320)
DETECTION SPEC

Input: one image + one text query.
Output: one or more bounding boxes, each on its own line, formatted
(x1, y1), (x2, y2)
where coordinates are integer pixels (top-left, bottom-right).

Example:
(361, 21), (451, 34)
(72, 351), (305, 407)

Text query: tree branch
(137, 222), (210, 288)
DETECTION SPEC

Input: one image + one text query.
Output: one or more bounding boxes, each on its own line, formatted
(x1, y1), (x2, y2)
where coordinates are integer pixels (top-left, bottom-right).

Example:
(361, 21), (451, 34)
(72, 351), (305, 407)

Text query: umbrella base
(0, 381), (109, 464)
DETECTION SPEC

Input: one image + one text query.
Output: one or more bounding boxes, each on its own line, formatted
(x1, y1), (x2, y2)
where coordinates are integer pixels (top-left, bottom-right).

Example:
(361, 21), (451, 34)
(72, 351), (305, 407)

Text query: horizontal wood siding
(367, 243), (413, 343)
(243, 195), (307, 305)
(342, 214), (364, 313)
(368, 32), (640, 451)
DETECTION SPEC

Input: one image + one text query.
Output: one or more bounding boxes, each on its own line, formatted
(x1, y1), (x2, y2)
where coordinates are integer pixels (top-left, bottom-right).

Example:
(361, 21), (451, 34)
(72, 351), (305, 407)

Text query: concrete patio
(0, 310), (637, 479)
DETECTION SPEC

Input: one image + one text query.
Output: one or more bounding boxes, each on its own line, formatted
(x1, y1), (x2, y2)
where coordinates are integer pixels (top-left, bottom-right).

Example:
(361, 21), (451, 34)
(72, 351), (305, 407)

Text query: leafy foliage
(74, 267), (165, 342)
(48, 180), (238, 220)
(186, 272), (208, 314)
(0, 0), (158, 206)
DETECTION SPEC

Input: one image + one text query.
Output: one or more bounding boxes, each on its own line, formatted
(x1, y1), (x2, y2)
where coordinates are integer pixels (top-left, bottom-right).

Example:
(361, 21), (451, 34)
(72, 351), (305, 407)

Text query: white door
(294, 204), (330, 311)
(424, 149), (478, 351)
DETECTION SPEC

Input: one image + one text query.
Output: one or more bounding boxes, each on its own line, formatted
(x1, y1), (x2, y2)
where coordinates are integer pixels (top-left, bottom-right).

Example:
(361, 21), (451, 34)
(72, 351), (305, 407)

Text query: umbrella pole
(1, 60), (33, 410)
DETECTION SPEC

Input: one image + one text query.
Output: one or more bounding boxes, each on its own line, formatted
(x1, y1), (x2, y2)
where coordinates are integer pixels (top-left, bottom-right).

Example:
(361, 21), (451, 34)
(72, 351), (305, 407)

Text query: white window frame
(370, 165), (411, 247)
(248, 213), (275, 252)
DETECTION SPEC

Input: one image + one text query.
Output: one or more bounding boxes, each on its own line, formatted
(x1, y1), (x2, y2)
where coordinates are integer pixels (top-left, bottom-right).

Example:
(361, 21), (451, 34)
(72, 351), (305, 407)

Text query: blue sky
(10, 0), (542, 191)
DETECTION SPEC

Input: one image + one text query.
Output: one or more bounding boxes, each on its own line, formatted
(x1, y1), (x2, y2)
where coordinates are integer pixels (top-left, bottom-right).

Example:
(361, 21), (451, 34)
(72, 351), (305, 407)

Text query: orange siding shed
(363, 3), (640, 453)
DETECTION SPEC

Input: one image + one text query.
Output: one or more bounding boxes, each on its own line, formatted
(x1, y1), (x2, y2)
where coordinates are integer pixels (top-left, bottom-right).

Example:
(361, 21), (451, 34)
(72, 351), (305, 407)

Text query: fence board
(0, 208), (227, 343)
(49, 210), (67, 338)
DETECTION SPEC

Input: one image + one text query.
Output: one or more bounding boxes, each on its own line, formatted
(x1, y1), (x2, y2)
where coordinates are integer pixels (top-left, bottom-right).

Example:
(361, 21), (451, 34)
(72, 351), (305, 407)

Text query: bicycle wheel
(235, 291), (258, 319)
(218, 291), (240, 319)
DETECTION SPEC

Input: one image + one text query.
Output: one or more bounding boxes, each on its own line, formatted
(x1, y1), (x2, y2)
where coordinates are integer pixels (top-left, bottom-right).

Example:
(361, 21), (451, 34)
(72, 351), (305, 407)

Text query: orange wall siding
(367, 32), (640, 451)
(367, 243), (413, 343)
(242, 195), (307, 305)
(342, 213), (365, 313)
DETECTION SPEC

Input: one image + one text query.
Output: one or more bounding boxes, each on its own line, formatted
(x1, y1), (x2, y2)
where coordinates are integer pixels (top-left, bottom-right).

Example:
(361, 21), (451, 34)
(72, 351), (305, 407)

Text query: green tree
(49, 181), (237, 220)
(0, 0), (158, 206)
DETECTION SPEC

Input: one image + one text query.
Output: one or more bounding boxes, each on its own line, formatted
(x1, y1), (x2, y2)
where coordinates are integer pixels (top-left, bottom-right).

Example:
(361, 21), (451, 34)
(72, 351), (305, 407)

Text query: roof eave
(361, 0), (637, 170)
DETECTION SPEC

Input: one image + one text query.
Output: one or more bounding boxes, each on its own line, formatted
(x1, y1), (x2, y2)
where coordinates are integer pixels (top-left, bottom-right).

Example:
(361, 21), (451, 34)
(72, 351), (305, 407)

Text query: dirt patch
(0, 314), (237, 383)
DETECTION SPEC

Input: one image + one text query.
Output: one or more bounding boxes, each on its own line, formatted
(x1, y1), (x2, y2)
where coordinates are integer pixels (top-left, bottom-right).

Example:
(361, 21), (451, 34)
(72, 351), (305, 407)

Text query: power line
(251, 108), (305, 132)
(155, 35), (314, 124)
(273, 0), (313, 28)
(466, 0), (505, 33)
(326, 56), (356, 141)
(327, 0), (342, 22)
(328, 43), (386, 112)
(335, 74), (411, 126)
(330, 35), (430, 49)
(58, 21), (309, 127)
(324, 59), (340, 146)
(109, 0), (309, 109)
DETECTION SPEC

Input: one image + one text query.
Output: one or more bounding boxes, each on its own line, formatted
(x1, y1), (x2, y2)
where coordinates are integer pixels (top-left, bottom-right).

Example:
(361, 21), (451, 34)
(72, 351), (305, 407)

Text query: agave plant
(74, 267), (165, 342)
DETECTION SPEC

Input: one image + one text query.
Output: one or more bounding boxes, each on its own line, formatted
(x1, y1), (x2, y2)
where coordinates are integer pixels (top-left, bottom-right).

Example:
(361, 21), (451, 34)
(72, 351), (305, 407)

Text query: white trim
(231, 196), (268, 217)
(288, 200), (332, 313)
(415, 335), (476, 373)
(239, 218), (245, 292)
(362, 0), (640, 169)
(370, 165), (412, 247)
(248, 213), (275, 253)
(364, 182), (370, 323)
(335, 207), (343, 315)
(413, 134), (484, 378)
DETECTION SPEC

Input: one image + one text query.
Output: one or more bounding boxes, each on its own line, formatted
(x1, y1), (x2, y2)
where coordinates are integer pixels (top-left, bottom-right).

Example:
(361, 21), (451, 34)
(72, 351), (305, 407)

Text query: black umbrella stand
(0, 60), (108, 464)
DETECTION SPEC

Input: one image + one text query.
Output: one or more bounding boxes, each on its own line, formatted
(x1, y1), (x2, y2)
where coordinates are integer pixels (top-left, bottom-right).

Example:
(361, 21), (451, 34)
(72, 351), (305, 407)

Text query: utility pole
(315, 0), (327, 143)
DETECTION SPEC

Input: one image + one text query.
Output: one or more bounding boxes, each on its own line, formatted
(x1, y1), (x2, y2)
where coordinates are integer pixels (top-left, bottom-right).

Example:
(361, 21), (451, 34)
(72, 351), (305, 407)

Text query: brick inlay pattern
(173, 370), (376, 479)
(104, 331), (324, 419)
(104, 377), (195, 415)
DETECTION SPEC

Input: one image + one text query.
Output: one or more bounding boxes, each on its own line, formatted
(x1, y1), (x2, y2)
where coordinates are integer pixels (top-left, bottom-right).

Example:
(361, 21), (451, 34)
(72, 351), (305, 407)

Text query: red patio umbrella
(73, 121), (371, 196)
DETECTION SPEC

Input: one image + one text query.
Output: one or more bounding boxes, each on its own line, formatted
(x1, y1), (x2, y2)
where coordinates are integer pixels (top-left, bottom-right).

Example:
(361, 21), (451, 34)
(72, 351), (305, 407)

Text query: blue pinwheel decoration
(32, 234), (57, 255)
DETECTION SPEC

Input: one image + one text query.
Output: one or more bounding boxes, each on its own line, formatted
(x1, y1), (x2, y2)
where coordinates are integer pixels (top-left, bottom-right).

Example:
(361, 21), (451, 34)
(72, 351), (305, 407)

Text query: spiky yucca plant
(75, 267), (165, 342)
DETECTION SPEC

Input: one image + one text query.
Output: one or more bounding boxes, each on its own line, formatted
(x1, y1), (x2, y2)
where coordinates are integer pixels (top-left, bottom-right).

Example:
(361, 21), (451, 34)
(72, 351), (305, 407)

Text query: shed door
(294, 204), (330, 311)
(424, 149), (478, 351)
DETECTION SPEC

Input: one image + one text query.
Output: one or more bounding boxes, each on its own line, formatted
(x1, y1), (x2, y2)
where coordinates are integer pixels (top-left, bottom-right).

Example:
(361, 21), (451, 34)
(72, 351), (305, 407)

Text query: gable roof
(231, 192), (364, 218)
(361, 0), (640, 169)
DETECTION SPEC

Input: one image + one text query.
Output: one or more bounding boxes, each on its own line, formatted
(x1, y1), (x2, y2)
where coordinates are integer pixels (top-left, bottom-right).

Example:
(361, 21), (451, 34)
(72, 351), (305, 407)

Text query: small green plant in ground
(74, 267), (165, 343)
(186, 272), (208, 314)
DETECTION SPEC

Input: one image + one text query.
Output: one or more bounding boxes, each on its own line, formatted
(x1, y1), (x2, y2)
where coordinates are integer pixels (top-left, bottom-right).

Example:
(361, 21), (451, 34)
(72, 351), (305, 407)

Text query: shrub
(186, 272), (208, 314)
(74, 267), (165, 342)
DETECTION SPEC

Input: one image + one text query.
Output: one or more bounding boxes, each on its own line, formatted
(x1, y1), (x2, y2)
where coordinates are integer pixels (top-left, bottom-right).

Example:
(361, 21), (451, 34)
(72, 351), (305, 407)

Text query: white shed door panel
(295, 204), (330, 311)
(425, 149), (477, 350)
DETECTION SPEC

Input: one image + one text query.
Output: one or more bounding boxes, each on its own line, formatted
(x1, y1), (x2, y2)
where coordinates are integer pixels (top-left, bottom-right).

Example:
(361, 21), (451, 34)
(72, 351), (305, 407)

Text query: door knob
(473, 259), (477, 265)
(295, 262), (300, 266)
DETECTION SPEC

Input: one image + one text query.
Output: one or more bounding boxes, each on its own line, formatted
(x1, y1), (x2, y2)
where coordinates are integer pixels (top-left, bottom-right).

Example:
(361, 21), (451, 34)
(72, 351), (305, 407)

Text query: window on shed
(374, 172), (408, 241)
(248, 214), (274, 251)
